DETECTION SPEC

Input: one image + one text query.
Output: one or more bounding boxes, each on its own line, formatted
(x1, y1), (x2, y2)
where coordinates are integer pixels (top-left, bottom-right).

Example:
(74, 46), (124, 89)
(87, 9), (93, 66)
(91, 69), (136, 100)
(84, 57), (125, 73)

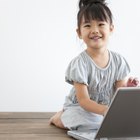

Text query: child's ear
(110, 24), (114, 33)
(76, 28), (82, 39)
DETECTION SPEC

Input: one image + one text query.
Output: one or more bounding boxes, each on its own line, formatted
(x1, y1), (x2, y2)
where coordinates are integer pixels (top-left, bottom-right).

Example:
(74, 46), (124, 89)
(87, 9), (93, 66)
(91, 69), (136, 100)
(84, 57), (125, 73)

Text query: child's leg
(49, 110), (66, 129)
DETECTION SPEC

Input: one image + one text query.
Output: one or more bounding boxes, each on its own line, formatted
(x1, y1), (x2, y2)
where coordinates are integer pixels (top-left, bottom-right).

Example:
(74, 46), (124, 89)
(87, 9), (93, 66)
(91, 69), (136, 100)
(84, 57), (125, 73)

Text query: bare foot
(48, 115), (55, 125)
(48, 110), (66, 129)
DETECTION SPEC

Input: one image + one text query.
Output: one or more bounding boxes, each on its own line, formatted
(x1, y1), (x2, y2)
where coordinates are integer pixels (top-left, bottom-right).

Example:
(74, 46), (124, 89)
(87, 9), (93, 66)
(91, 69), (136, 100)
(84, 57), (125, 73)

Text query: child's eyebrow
(82, 20), (90, 24)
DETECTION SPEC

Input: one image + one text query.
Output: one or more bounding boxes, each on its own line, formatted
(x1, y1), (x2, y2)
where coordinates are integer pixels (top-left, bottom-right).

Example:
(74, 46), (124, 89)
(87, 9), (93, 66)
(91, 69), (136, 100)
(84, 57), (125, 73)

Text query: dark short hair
(77, 0), (113, 29)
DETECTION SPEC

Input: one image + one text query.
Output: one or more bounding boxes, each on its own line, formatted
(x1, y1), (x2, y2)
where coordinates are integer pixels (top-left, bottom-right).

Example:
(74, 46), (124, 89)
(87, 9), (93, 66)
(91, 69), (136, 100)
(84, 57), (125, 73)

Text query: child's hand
(127, 77), (139, 87)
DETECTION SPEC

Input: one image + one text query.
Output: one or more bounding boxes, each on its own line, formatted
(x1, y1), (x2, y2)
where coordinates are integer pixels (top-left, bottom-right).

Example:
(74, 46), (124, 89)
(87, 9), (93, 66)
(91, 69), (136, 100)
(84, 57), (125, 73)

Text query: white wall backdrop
(0, 0), (140, 112)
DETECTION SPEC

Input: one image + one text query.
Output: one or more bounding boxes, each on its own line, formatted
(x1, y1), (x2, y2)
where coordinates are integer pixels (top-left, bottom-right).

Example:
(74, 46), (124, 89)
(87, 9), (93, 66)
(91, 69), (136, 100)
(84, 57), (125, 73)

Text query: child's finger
(133, 78), (139, 85)
(128, 77), (133, 82)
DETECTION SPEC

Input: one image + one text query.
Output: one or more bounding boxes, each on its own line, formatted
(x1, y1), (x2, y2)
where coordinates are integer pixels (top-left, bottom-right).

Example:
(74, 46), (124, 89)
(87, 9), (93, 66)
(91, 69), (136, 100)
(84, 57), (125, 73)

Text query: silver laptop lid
(95, 87), (140, 139)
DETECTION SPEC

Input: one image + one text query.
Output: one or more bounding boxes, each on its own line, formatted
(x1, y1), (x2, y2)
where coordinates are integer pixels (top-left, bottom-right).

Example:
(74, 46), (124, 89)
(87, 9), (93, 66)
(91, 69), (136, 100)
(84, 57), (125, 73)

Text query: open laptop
(67, 87), (140, 140)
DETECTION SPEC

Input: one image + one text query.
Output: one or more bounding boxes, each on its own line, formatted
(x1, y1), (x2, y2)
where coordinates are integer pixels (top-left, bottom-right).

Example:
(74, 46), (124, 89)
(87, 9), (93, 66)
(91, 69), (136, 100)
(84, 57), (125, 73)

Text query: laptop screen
(95, 87), (140, 139)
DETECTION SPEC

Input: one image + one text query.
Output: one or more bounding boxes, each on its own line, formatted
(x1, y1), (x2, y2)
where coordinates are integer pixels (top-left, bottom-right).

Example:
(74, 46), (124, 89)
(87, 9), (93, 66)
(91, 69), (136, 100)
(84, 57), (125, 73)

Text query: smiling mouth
(90, 36), (102, 41)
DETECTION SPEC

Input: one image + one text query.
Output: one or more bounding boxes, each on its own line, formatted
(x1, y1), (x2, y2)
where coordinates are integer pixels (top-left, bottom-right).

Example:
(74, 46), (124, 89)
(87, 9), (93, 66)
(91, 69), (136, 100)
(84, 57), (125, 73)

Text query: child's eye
(84, 24), (91, 28)
(99, 23), (105, 26)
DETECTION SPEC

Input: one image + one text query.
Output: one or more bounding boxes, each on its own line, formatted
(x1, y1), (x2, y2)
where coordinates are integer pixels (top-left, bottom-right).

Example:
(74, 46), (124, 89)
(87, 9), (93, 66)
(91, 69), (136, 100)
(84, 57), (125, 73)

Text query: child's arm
(115, 78), (127, 89)
(115, 77), (139, 89)
(74, 82), (108, 116)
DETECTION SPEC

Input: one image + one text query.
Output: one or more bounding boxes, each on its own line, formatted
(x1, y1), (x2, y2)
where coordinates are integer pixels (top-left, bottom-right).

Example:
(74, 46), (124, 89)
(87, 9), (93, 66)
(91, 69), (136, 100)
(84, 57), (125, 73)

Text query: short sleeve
(116, 55), (130, 81)
(65, 56), (88, 86)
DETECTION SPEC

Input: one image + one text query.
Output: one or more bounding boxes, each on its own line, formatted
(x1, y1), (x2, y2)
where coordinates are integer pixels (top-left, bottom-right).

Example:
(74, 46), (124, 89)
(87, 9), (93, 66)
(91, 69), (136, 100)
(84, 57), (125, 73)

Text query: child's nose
(91, 26), (99, 34)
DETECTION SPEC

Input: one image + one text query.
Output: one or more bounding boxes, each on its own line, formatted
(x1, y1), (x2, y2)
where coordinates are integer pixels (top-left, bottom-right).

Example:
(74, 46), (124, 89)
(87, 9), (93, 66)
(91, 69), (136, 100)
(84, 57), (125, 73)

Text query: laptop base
(68, 130), (140, 140)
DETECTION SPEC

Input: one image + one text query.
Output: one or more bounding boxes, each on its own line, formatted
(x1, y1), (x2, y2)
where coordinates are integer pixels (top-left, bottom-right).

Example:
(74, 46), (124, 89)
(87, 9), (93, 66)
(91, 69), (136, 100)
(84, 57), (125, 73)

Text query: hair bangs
(83, 4), (109, 23)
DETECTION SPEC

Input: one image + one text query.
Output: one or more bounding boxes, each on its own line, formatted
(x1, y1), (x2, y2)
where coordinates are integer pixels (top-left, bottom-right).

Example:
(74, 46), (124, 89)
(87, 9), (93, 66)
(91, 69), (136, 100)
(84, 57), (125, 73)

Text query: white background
(0, 0), (140, 112)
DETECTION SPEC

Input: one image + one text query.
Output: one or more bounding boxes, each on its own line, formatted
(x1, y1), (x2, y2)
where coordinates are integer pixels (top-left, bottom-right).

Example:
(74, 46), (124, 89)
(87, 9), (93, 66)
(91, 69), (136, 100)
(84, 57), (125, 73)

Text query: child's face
(77, 18), (114, 49)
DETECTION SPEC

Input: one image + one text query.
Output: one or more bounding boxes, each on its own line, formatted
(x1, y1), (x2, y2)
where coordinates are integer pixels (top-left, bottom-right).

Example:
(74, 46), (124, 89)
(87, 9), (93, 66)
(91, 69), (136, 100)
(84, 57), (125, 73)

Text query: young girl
(49, 0), (139, 130)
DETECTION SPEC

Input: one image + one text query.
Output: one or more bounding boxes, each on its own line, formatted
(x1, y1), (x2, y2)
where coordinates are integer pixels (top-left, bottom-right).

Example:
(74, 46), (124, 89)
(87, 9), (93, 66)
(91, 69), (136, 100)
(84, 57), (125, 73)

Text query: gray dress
(61, 50), (130, 130)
